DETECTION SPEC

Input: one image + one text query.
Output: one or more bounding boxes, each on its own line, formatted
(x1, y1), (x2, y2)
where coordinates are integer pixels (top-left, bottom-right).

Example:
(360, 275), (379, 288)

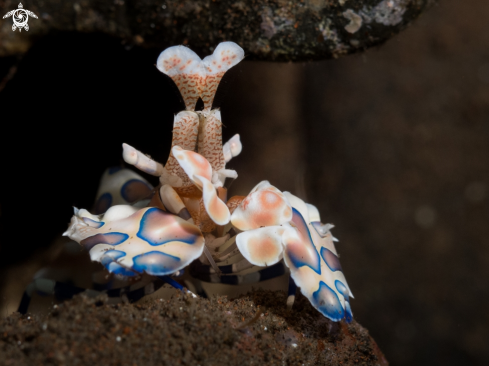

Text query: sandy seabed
(0, 289), (387, 366)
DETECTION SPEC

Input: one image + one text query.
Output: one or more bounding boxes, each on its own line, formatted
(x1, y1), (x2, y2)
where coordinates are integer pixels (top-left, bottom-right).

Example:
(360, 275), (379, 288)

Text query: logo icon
(3, 3), (38, 32)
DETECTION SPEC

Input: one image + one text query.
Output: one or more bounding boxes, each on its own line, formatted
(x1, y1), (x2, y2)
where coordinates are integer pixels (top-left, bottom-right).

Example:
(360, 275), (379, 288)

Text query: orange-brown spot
(241, 195), (252, 210)
(248, 236), (279, 263)
(258, 191), (282, 210)
(186, 151), (211, 179)
(252, 210), (276, 227)
(208, 195), (226, 221)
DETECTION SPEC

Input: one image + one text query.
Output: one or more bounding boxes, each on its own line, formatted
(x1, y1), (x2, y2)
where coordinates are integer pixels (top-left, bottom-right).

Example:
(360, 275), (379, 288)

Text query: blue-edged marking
(137, 207), (201, 246)
(311, 281), (345, 322)
(94, 192), (112, 215)
(286, 208), (321, 274)
(132, 251), (182, 276)
(121, 179), (152, 203)
(107, 262), (137, 277)
(334, 280), (349, 298)
(99, 248), (134, 276)
(82, 217), (105, 229)
(80, 232), (129, 251)
(100, 250), (126, 267)
(320, 247), (343, 272)
(335, 279), (352, 323)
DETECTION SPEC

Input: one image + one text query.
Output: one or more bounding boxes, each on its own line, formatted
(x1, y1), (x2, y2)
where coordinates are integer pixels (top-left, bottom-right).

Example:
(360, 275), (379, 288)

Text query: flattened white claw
(193, 175), (230, 226)
(236, 226), (285, 267)
(172, 146), (213, 186)
(231, 181), (292, 231)
(71, 207), (205, 277)
(282, 208), (353, 322)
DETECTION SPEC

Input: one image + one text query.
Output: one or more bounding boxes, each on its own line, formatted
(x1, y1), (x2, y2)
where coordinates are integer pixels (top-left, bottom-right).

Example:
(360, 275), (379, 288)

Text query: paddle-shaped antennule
(156, 46), (205, 111)
(236, 226), (285, 266)
(202, 42), (245, 111)
(193, 175), (230, 226)
(230, 181), (292, 231)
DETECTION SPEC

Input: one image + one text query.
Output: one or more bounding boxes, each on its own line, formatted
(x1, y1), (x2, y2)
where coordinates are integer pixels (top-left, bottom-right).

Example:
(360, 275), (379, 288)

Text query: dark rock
(0, 0), (434, 61)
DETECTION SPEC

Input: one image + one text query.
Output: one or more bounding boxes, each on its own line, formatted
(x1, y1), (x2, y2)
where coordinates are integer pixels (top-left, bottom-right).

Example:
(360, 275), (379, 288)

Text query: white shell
(236, 226), (285, 266)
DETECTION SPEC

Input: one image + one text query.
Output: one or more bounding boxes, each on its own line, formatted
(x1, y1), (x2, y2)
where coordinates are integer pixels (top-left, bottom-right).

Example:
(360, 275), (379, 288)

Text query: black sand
(0, 290), (387, 366)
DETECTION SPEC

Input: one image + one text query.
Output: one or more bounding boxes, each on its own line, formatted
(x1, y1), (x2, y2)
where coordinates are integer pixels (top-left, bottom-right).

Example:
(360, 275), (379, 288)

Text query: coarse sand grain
(0, 289), (387, 365)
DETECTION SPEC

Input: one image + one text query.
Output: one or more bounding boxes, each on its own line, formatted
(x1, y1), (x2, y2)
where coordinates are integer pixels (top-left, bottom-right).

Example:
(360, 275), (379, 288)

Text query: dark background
(1, 0), (488, 365)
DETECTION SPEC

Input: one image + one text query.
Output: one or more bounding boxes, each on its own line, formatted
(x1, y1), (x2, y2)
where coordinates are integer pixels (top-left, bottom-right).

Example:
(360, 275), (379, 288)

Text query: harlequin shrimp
(20, 42), (353, 323)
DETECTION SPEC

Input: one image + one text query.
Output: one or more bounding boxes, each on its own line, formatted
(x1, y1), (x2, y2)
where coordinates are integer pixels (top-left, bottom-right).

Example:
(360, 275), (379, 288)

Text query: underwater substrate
(0, 289), (387, 365)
